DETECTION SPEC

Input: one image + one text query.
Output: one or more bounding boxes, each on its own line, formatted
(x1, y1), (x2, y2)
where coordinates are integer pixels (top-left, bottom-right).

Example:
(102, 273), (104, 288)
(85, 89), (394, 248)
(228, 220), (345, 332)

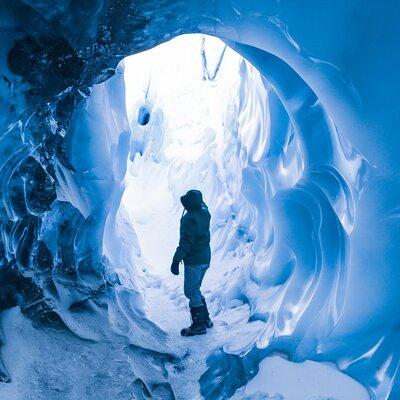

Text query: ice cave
(0, 1), (399, 400)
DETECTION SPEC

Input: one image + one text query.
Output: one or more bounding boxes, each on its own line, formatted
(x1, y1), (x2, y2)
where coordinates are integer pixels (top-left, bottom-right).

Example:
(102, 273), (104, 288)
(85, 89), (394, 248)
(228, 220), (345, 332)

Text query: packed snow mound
(0, 308), (174, 400)
(0, 1), (399, 399)
(233, 355), (369, 400)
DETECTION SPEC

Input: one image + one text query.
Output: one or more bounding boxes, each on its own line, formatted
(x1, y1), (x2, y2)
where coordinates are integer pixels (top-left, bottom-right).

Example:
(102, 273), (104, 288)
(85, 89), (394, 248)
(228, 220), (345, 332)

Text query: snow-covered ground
(233, 356), (370, 400)
(142, 272), (370, 400)
(0, 285), (369, 400)
(0, 307), (173, 400)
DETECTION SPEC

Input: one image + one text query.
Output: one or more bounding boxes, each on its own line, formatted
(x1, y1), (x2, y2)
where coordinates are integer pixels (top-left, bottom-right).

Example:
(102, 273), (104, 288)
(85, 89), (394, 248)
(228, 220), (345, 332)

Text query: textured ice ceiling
(0, 1), (399, 399)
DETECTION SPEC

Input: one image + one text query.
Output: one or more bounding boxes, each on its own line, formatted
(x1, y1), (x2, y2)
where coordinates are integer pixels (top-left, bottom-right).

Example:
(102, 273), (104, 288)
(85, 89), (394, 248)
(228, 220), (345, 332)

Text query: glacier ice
(0, 1), (399, 399)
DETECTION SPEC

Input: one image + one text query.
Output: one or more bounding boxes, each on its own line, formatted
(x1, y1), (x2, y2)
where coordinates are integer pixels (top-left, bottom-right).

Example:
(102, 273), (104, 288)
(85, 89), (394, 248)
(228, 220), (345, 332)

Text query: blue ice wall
(0, 1), (398, 399)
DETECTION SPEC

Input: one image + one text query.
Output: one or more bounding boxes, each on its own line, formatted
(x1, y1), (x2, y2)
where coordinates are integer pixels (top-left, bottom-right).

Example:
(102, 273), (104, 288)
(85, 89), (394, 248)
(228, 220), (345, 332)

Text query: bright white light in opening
(119, 34), (268, 275)
(119, 34), (248, 274)
(122, 34), (245, 163)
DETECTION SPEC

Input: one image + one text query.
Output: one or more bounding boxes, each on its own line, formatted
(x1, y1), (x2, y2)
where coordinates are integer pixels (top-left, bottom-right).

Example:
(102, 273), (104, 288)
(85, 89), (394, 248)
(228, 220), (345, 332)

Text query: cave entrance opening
(116, 34), (268, 283)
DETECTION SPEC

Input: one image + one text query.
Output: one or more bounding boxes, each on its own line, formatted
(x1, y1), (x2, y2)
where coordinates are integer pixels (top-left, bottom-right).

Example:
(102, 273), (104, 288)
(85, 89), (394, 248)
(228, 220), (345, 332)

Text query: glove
(170, 258), (180, 275)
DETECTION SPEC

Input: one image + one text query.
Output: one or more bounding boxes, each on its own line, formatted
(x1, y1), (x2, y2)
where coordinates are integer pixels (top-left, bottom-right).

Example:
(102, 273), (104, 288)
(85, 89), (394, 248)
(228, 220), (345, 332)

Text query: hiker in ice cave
(170, 189), (213, 336)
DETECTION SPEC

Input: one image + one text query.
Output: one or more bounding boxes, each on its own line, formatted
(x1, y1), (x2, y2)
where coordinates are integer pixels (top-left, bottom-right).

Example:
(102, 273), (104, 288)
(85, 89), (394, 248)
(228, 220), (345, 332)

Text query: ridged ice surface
(0, 1), (399, 399)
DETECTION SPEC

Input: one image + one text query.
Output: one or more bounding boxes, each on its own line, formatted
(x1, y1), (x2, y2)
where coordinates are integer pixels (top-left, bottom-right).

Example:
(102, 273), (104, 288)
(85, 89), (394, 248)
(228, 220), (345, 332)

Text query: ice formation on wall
(0, 1), (398, 399)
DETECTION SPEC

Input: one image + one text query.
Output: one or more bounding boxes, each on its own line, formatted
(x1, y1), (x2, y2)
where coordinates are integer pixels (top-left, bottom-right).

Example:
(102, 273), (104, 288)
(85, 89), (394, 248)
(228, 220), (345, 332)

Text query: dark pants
(183, 264), (209, 308)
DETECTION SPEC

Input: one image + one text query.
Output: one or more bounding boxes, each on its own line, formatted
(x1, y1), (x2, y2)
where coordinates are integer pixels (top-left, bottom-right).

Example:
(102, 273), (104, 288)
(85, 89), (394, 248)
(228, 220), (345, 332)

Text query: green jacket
(173, 190), (211, 266)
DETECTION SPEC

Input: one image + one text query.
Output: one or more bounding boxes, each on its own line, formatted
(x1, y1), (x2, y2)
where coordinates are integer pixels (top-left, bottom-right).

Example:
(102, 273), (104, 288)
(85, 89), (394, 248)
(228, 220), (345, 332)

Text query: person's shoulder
(182, 211), (196, 222)
(200, 206), (211, 218)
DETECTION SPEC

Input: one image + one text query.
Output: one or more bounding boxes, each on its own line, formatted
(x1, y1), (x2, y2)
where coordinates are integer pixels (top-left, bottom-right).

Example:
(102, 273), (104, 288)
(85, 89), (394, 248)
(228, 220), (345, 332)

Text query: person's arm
(173, 216), (196, 262)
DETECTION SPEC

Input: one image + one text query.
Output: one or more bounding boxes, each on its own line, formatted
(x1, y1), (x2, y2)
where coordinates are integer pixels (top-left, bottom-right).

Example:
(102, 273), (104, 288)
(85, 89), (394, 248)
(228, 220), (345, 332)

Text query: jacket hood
(180, 190), (203, 211)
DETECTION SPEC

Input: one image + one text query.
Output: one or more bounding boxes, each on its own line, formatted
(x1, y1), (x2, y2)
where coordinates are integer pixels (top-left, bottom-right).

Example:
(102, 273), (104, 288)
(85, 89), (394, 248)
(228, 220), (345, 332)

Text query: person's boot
(201, 296), (214, 328)
(181, 305), (207, 336)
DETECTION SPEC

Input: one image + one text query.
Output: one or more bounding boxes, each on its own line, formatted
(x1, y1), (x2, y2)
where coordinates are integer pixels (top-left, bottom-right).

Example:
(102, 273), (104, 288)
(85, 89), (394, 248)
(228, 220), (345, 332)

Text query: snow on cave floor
(0, 253), (370, 400)
(141, 266), (370, 400)
(144, 275), (216, 400)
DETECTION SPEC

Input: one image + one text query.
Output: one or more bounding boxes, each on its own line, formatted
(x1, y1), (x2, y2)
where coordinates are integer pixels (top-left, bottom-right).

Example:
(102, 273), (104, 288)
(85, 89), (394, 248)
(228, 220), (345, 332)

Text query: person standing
(171, 190), (213, 336)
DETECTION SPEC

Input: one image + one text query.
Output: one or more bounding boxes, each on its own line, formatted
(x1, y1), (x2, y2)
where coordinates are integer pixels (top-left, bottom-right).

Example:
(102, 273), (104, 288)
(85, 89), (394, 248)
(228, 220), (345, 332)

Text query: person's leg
(196, 264), (213, 328)
(182, 264), (208, 336)
(184, 264), (204, 308)
(199, 264), (209, 283)
(198, 264), (208, 300)
(197, 263), (209, 298)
